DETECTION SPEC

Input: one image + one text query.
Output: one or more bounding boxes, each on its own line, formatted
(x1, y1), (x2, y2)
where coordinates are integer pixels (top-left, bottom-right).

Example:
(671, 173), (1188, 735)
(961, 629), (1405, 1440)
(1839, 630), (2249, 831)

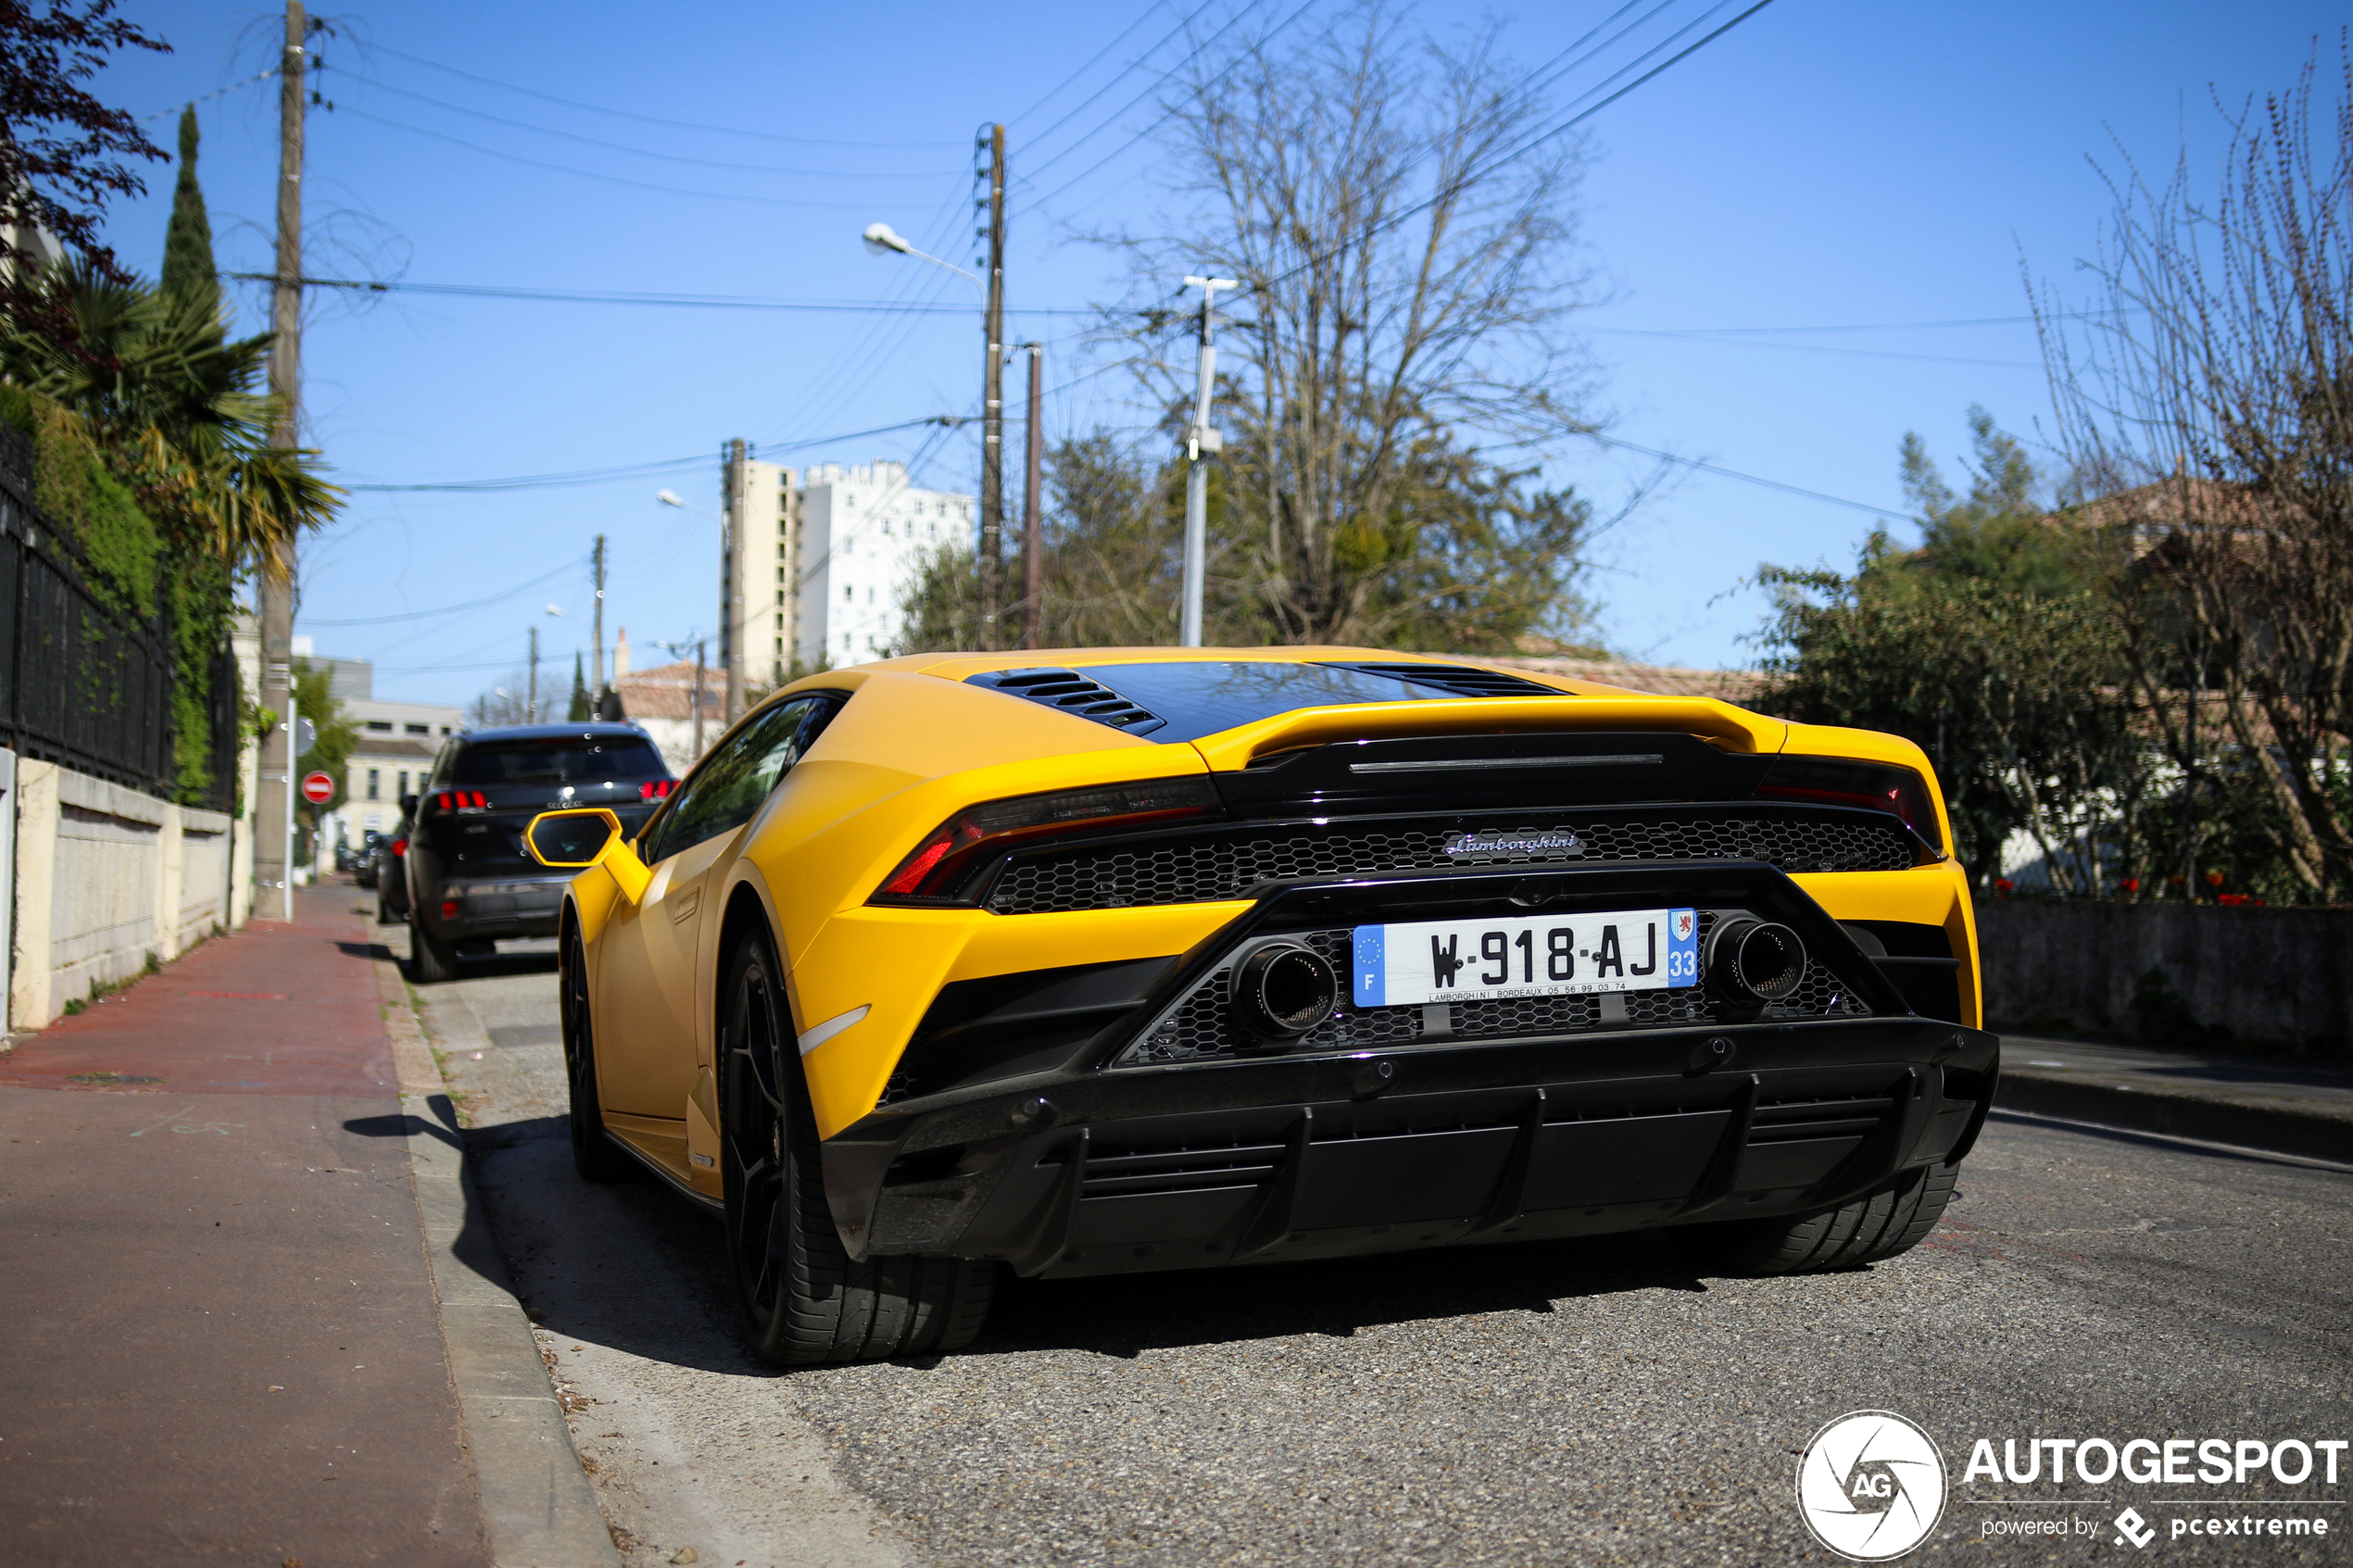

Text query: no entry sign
(300, 771), (335, 805)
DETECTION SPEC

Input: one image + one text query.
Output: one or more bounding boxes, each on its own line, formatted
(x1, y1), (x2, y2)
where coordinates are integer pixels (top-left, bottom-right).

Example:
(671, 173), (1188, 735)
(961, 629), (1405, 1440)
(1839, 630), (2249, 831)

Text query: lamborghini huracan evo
(521, 648), (1996, 1367)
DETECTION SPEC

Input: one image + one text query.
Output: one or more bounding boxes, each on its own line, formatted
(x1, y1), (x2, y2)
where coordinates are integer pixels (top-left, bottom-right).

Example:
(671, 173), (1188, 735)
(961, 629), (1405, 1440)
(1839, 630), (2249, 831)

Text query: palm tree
(0, 257), (338, 583)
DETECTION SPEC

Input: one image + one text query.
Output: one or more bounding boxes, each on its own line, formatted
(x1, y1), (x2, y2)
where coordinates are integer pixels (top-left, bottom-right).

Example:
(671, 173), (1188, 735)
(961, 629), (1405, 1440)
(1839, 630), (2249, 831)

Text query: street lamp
(864, 217), (1030, 650)
(862, 222), (981, 288)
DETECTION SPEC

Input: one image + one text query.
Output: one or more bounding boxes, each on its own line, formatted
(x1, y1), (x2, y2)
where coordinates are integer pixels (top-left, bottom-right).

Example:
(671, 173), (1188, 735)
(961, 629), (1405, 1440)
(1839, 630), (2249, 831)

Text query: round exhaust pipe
(1706, 919), (1808, 1007)
(1230, 942), (1340, 1041)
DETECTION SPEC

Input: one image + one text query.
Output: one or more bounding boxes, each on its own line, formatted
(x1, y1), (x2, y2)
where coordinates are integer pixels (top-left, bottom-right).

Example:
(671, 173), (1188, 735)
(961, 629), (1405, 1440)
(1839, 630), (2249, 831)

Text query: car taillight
(872, 777), (1221, 904)
(1757, 756), (1942, 850)
(639, 778), (678, 801)
(390, 838), (407, 857)
(431, 790), (489, 811)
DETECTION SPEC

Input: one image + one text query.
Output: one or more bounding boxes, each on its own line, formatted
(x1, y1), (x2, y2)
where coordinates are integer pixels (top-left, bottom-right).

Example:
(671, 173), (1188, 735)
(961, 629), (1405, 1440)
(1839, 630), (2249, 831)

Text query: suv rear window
(444, 738), (668, 786)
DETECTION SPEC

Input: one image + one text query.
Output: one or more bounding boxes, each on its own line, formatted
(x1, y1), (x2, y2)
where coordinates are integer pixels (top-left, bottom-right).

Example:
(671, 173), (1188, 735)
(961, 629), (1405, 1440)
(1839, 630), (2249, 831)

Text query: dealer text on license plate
(1351, 908), (1698, 1009)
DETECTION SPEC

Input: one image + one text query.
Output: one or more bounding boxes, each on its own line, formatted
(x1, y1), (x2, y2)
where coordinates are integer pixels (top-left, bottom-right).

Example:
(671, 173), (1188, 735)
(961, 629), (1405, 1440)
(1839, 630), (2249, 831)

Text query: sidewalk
(0, 884), (593, 1566)
(1994, 1032), (2353, 1163)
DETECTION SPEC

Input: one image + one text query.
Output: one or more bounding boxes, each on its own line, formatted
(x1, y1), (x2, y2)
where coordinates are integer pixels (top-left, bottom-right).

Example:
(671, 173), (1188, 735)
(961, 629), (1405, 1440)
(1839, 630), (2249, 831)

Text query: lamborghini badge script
(1797, 1411), (1947, 1561)
(1442, 829), (1584, 859)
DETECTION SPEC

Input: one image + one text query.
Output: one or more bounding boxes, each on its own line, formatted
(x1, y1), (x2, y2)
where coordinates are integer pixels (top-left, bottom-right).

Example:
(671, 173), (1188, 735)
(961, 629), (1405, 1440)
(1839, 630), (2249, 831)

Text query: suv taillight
(639, 778), (678, 801)
(432, 790), (490, 811)
(872, 777), (1220, 905)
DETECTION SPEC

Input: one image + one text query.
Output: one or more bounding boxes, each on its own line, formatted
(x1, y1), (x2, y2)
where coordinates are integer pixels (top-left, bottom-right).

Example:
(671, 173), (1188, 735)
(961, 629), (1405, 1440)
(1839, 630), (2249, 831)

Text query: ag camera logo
(1797, 1411), (1949, 1561)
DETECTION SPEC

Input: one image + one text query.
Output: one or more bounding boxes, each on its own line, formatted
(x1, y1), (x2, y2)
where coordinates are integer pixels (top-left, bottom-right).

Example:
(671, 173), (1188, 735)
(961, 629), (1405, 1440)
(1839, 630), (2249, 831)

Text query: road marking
(129, 1102), (204, 1137)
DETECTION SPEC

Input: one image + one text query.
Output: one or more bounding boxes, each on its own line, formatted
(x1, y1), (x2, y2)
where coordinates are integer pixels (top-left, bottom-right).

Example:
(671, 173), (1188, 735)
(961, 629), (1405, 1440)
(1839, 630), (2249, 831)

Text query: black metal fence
(0, 454), (236, 812)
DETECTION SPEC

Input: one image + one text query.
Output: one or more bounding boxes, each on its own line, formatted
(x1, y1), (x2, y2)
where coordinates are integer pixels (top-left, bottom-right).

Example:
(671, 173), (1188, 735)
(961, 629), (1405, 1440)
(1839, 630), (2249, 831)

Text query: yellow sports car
(523, 648), (1995, 1366)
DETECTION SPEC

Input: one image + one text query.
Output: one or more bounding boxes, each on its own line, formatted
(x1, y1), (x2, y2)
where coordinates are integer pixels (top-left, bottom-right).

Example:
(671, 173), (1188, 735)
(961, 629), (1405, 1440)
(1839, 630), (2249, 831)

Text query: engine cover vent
(968, 668), (1166, 735)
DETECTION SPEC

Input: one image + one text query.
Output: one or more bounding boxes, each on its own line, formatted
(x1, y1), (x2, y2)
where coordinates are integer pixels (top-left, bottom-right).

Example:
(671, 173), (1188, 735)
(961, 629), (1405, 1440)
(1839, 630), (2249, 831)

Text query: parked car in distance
(354, 830), (384, 888)
(374, 816), (411, 925)
(403, 723), (673, 981)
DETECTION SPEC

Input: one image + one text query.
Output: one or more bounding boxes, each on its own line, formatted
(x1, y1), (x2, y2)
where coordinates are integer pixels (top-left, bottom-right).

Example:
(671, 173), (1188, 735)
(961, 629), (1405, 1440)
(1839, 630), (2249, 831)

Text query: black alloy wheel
(719, 929), (996, 1368)
(560, 926), (632, 1183)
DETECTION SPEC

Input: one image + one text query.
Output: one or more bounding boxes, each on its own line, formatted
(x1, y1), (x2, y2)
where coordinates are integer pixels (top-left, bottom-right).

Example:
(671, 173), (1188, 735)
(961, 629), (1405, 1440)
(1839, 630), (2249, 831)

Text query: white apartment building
(726, 458), (972, 689)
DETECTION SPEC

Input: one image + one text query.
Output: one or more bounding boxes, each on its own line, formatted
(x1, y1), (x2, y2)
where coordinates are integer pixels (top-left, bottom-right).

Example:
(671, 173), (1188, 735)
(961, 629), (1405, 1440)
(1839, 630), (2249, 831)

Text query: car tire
(1680, 1161), (1957, 1274)
(410, 914), (459, 984)
(719, 928), (996, 1367)
(559, 925), (634, 1184)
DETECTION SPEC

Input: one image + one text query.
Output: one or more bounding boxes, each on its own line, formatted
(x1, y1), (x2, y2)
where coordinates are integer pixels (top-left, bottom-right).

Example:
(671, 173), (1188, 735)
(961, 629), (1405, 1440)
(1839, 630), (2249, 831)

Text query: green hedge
(0, 384), (234, 806)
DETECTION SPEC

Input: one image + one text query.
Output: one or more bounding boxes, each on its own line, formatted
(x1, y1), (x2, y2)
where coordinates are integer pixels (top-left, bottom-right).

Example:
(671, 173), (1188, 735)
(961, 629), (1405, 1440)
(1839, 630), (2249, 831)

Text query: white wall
(10, 759), (239, 1028)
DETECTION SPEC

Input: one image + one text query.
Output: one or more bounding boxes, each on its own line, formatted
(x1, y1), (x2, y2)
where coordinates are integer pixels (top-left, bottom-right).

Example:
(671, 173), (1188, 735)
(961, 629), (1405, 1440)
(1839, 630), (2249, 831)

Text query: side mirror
(524, 808), (623, 867)
(522, 807), (651, 903)
(400, 793), (419, 815)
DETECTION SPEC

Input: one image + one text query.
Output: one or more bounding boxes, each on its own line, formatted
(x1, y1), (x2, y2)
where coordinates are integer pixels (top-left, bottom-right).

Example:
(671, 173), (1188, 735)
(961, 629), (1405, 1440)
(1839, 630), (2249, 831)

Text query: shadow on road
(970, 1231), (1716, 1361)
(471, 1122), (1730, 1375)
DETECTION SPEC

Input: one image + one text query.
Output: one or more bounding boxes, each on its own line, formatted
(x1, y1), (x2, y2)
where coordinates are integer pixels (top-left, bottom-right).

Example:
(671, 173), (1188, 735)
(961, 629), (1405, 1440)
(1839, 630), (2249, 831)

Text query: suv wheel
(410, 913), (459, 984)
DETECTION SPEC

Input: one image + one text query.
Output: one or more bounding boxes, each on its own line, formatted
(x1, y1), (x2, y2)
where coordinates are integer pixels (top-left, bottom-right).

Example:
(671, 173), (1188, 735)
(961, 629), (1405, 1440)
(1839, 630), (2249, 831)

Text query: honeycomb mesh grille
(1109, 913), (1869, 1069)
(991, 812), (1915, 916)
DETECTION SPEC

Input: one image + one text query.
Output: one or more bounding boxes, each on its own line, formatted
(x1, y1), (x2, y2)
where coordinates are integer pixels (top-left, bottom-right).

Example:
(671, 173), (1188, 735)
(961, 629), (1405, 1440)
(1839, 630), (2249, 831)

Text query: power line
(139, 67), (278, 122)
(347, 452), (708, 494)
(1587, 328), (2042, 369)
(341, 73), (963, 180)
(1023, 0), (1297, 195)
(300, 563), (579, 625)
(346, 417), (970, 495)
(221, 270), (2048, 355)
(222, 273), (1098, 314)
(363, 43), (957, 148)
(1591, 434), (1907, 517)
(331, 106), (892, 209)
(1009, 0), (1191, 128)
(1017, 0), (1248, 166)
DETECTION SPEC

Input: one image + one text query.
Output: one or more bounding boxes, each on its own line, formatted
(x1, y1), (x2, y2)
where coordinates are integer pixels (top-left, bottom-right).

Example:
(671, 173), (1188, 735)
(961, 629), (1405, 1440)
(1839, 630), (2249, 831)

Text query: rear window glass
(444, 738), (668, 786)
(1063, 661), (1549, 744)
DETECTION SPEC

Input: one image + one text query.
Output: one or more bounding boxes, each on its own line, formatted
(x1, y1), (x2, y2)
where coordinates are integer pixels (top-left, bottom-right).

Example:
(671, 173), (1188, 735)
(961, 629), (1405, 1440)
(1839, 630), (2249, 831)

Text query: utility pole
(1179, 274), (1236, 648)
(721, 439), (747, 722)
(257, 0), (307, 916)
(976, 123), (1007, 649)
(692, 638), (708, 759)
(590, 533), (607, 702)
(527, 625), (540, 721)
(1023, 342), (1044, 650)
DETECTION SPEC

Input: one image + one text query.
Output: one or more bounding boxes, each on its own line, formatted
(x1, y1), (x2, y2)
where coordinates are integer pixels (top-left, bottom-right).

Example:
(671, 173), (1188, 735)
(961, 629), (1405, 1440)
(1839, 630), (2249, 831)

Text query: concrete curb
(376, 951), (622, 1568)
(1995, 1069), (2353, 1164)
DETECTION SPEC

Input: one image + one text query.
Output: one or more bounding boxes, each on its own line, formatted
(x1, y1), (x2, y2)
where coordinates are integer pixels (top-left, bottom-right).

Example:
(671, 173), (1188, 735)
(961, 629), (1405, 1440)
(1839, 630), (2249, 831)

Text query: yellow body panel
(548, 646), (1982, 1164)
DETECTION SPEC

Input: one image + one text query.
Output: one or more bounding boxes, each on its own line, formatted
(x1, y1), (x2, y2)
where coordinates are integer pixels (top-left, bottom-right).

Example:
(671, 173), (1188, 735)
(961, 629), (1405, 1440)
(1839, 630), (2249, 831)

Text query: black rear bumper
(825, 1020), (1995, 1277)
(819, 862), (1996, 1278)
(414, 872), (568, 942)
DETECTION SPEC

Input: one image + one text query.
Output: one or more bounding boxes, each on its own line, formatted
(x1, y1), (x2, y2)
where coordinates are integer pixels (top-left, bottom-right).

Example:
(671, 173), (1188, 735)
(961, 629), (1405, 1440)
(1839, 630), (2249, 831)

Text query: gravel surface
(400, 915), (2353, 1566)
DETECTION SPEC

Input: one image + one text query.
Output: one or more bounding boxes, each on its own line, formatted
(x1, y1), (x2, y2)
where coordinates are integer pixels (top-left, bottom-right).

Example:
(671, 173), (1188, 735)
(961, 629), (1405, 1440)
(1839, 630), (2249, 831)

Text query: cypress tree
(161, 107), (218, 316)
(568, 653), (590, 721)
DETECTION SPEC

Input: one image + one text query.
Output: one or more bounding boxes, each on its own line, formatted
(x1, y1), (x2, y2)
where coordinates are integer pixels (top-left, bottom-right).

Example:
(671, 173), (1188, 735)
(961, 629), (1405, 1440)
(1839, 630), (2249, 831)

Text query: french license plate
(1351, 908), (1698, 1009)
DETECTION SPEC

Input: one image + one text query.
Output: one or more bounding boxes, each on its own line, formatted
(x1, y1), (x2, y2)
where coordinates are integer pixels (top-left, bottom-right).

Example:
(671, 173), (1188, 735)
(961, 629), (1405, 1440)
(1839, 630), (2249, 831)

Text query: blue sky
(90, 0), (2344, 706)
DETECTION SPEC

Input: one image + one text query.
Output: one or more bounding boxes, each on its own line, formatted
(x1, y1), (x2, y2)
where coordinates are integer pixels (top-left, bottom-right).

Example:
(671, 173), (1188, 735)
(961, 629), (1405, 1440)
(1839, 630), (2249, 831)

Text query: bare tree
(1110, 3), (1610, 647)
(466, 675), (532, 730)
(2035, 41), (2353, 898)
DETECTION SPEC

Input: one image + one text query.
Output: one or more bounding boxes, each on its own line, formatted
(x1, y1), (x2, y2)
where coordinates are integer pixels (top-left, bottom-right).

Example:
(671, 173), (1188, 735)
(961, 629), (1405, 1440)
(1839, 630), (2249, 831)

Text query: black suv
(402, 723), (674, 981)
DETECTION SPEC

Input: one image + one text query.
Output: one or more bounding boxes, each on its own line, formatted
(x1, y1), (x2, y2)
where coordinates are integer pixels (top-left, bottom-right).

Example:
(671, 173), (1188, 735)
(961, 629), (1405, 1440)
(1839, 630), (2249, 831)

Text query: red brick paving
(0, 884), (488, 1566)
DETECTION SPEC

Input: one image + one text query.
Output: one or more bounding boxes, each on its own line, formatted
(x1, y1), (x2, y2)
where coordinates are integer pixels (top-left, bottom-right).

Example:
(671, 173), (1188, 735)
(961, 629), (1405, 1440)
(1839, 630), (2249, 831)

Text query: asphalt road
(396, 913), (2353, 1568)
